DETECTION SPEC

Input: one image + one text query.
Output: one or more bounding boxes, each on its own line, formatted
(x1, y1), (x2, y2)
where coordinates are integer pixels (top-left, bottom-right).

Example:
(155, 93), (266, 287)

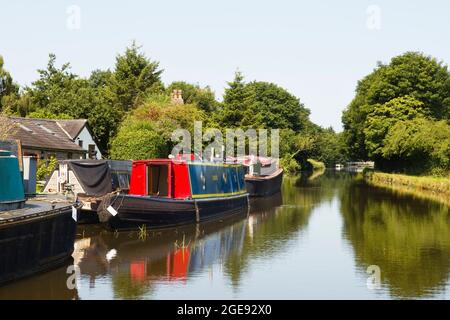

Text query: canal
(1, 172), (449, 299)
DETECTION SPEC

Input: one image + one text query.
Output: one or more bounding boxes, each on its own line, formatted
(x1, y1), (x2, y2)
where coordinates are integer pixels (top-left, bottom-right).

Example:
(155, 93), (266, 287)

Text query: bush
(280, 155), (301, 175)
(36, 156), (57, 181)
(109, 120), (167, 160)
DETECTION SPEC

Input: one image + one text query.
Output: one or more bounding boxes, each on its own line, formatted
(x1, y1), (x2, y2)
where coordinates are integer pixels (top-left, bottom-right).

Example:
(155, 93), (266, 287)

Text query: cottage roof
(7, 117), (86, 153)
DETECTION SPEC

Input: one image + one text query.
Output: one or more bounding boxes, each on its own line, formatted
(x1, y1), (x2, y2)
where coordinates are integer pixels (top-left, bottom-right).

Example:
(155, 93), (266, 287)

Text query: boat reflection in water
(74, 193), (283, 298)
(0, 261), (79, 300)
(4, 173), (448, 299)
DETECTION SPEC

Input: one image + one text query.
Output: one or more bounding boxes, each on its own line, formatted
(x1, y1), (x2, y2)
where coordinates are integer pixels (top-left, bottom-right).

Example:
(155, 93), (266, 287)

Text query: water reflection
(1, 172), (449, 299)
(0, 260), (79, 300)
(340, 178), (450, 298)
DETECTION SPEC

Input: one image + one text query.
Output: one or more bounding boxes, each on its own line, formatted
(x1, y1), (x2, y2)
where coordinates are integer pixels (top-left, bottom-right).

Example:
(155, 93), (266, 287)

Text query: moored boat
(230, 156), (283, 197)
(43, 159), (131, 223)
(0, 150), (79, 286)
(97, 158), (249, 230)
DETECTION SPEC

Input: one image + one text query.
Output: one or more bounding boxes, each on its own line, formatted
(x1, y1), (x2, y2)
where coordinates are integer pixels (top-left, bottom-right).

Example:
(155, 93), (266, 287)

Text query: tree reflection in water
(340, 178), (450, 298)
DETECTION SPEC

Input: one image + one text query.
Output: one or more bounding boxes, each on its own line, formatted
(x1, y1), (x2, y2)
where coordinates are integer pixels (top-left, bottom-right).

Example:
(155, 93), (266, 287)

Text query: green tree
(364, 96), (427, 158)
(243, 81), (310, 131)
(109, 120), (167, 160)
(382, 118), (450, 175)
(219, 71), (253, 128)
(342, 52), (450, 161)
(111, 42), (164, 111)
(26, 54), (123, 154)
(0, 55), (20, 113)
(220, 72), (310, 131)
(110, 94), (205, 160)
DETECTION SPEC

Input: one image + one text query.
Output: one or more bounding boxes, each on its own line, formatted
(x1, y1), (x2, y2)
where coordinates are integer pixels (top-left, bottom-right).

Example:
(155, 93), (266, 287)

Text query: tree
(243, 81), (310, 131)
(111, 42), (164, 111)
(364, 96), (427, 158)
(382, 118), (450, 175)
(109, 120), (167, 160)
(219, 72), (310, 131)
(26, 54), (123, 154)
(109, 94), (205, 160)
(219, 71), (252, 128)
(342, 52), (450, 161)
(0, 55), (20, 113)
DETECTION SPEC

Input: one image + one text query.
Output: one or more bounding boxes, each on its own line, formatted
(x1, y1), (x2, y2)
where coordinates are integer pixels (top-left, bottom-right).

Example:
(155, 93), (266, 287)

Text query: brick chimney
(171, 89), (184, 105)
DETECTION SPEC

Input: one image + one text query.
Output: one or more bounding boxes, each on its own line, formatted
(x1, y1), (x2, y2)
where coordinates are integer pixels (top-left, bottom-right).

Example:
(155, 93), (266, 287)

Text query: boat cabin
(129, 159), (247, 199)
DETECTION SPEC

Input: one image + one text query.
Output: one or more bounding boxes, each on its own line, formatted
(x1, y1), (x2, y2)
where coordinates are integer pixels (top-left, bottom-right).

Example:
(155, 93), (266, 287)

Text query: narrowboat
(43, 159), (131, 223)
(0, 150), (79, 286)
(230, 156), (283, 197)
(97, 158), (249, 230)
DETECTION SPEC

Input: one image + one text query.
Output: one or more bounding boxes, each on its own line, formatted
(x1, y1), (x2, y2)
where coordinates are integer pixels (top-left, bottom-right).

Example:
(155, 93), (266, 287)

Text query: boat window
(147, 164), (169, 197)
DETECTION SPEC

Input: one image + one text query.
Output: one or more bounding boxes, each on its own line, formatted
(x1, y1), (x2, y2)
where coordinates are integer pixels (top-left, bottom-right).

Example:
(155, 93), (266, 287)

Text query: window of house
(78, 140), (83, 148)
(88, 144), (97, 159)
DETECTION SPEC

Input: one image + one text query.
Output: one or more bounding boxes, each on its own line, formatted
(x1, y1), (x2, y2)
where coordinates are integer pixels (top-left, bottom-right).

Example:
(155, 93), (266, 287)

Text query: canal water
(1, 172), (449, 299)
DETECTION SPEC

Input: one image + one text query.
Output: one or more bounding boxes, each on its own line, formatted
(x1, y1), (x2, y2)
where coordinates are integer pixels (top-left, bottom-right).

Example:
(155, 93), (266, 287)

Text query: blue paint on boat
(188, 162), (246, 198)
(0, 150), (25, 210)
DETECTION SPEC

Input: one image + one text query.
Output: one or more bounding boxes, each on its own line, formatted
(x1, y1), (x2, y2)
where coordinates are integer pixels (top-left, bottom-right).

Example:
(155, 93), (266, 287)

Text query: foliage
(111, 42), (164, 111)
(21, 54), (124, 154)
(0, 55), (20, 113)
(109, 94), (206, 160)
(364, 96), (427, 158)
(307, 158), (325, 171)
(36, 156), (57, 181)
(109, 119), (167, 160)
(280, 155), (301, 174)
(219, 72), (310, 131)
(381, 118), (450, 174)
(342, 52), (450, 162)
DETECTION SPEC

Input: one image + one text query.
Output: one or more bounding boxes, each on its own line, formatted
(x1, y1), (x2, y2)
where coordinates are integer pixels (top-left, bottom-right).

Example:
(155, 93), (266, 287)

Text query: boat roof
(0, 200), (73, 225)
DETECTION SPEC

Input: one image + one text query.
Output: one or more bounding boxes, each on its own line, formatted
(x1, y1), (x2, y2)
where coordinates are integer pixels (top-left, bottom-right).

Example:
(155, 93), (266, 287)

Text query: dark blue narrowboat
(97, 158), (249, 230)
(0, 150), (79, 286)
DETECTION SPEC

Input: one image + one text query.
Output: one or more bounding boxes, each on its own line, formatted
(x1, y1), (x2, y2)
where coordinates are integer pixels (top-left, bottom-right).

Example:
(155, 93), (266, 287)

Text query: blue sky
(1, 0), (449, 131)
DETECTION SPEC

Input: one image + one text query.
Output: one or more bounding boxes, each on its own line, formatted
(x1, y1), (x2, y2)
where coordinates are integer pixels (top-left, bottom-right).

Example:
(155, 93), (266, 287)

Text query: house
(6, 117), (102, 160)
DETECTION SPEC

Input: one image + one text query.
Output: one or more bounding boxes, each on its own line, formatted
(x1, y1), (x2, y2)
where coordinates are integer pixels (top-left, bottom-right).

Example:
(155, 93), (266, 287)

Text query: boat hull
(98, 193), (249, 230)
(245, 168), (283, 197)
(0, 203), (77, 286)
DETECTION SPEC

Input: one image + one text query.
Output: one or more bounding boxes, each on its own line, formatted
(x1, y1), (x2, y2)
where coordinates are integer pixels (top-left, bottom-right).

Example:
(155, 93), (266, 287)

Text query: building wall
(22, 148), (85, 160)
(74, 126), (102, 159)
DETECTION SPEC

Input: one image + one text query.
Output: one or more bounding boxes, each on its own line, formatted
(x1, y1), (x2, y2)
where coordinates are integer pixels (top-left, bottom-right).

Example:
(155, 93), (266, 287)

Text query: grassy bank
(365, 171), (450, 206)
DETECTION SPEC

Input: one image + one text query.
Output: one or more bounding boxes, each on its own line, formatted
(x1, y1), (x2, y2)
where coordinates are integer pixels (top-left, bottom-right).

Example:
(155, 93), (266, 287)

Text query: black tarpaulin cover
(66, 160), (113, 196)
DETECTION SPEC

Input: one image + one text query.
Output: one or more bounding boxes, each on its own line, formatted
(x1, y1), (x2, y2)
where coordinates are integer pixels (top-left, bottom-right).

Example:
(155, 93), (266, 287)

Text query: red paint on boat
(129, 159), (192, 199)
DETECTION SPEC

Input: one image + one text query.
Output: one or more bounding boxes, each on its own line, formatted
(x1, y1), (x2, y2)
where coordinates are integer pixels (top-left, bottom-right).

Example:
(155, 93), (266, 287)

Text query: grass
(365, 171), (450, 206)
(368, 172), (450, 195)
(138, 224), (148, 241)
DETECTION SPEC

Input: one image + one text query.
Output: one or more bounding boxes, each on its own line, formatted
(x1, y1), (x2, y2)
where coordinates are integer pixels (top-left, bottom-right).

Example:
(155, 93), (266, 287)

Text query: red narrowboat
(97, 158), (249, 230)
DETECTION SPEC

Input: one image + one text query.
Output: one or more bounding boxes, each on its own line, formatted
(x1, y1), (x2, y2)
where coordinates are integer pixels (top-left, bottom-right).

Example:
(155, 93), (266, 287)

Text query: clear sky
(1, 0), (449, 131)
